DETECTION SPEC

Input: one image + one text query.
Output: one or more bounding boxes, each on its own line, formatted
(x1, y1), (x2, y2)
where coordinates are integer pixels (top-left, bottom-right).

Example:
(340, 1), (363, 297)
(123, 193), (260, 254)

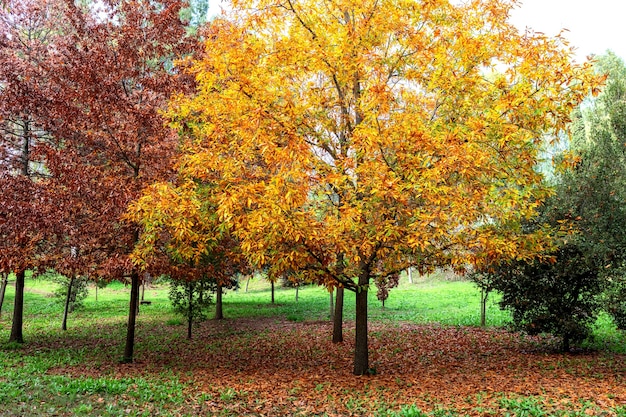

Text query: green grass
(1, 270), (623, 350)
(1, 272), (625, 416)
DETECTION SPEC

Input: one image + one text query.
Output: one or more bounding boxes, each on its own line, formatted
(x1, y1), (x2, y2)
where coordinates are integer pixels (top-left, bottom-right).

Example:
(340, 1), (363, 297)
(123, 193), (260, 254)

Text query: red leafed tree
(0, 0), (197, 359)
(0, 0), (65, 343)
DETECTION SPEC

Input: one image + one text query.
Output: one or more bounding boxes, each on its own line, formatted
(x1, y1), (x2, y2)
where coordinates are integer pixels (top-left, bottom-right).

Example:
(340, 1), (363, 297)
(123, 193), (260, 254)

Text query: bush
(475, 244), (605, 351)
(606, 277), (626, 330)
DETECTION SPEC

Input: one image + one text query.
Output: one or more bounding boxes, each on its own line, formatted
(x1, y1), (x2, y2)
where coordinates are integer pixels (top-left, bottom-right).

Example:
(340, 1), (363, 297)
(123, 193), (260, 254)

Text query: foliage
(127, 180), (250, 291)
(168, 277), (213, 323)
(162, 0), (599, 374)
(1, 0), (197, 279)
(538, 52), (626, 334)
(471, 52), (626, 351)
(374, 270), (400, 306)
(0, 0), (199, 355)
(563, 52), (626, 330)
(605, 278), (626, 330)
(478, 243), (605, 351)
(47, 273), (90, 313)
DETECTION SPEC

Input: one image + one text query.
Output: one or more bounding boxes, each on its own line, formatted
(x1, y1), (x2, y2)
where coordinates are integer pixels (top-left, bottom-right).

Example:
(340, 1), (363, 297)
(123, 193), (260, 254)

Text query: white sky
(207, 0), (625, 62)
(509, 0), (625, 62)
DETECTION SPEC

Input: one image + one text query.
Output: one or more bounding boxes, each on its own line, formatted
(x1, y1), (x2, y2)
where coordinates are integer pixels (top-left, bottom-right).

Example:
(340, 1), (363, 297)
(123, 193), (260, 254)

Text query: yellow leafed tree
(156, 0), (599, 375)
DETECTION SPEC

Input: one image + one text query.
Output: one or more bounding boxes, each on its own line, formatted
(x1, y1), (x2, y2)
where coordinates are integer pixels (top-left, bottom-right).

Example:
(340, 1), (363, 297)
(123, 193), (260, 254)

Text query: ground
(39, 318), (626, 416)
(2, 278), (625, 416)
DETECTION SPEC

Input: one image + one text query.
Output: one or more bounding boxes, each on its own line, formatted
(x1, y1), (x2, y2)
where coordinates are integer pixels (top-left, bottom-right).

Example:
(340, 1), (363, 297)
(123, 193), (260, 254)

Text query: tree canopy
(134, 0), (600, 374)
(0, 0), (198, 357)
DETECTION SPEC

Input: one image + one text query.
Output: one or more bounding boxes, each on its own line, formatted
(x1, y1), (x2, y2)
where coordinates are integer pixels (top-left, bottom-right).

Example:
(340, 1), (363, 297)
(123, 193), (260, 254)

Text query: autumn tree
(0, 0), (64, 343)
(163, 0), (597, 375)
(1, 0), (197, 359)
(128, 178), (250, 323)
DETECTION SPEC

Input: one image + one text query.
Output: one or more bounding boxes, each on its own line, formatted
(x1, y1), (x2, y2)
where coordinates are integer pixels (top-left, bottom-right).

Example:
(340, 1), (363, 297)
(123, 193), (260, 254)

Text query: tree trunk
(141, 279), (145, 302)
(122, 271), (140, 363)
(329, 288), (334, 322)
(353, 269), (369, 375)
(407, 267), (413, 284)
(95, 283), (98, 302)
(245, 275), (250, 292)
(215, 282), (223, 320)
(62, 275), (75, 331)
(271, 280), (275, 304)
(480, 289), (488, 327)
(9, 270), (25, 343)
(332, 286), (344, 343)
(295, 285), (299, 302)
(0, 273), (8, 317)
(187, 282), (193, 339)
(562, 334), (570, 352)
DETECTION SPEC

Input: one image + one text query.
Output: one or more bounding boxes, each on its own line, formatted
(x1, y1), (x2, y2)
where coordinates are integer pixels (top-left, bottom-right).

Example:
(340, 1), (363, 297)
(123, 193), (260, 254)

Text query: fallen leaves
(43, 318), (626, 416)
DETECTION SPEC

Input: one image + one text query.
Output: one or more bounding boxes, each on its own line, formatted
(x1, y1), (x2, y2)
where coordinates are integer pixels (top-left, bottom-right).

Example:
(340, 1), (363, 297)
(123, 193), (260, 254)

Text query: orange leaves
(163, 0), (601, 288)
(127, 181), (218, 268)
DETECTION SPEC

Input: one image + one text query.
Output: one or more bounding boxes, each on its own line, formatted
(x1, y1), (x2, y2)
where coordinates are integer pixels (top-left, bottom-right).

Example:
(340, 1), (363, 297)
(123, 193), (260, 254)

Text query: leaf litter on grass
(42, 318), (626, 416)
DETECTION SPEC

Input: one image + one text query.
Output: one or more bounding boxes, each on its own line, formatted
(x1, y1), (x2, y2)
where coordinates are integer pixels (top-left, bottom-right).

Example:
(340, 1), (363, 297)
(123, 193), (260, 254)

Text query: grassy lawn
(0, 272), (625, 416)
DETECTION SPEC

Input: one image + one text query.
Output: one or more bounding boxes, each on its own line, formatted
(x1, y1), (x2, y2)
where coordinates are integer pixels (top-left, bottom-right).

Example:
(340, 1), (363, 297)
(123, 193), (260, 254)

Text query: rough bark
(61, 274), (75, 331)
(122, 271), (140, 363)
(0, 273), (8, 317)
(215, 282), (223, 320)
(9, 270), (25, 343)
(332, 286), (344, 343)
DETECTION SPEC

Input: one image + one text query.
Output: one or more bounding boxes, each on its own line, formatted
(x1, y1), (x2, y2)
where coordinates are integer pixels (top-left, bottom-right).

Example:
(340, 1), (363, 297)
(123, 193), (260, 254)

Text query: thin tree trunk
(407, 267), (413, 284)
(329, 288), (334, 322)
(62, 275), (75, 331)
(480, 289), (488, 327)
(0, 273), (8, 317)
(295, 285), (299, 302)
(122, 271), (140, 363)
(245, 275), (250, 292)
(271, 280), (275, 304)
(215, 283), (223, 320)
(141, 279), (145, 302)
(332, 286), (344, 343)
(187, 282), (193, 339)
(353, 267), (369, 376)
(95, 283), (98, 302)
(9, 270), (25, 343)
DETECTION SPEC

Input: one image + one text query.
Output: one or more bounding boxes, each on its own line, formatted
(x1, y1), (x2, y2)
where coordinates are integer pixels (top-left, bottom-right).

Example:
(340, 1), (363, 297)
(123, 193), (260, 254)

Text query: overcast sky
(207, 0), (624, 63)
(509, 0), (624, 62)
